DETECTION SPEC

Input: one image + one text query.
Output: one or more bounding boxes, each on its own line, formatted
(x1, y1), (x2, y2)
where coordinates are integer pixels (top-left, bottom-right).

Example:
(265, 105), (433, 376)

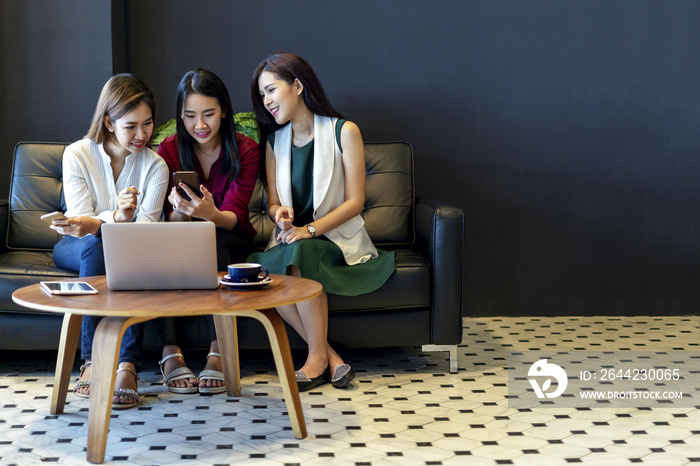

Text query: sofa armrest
(415, 197), (464, 345)
(0, 199), (8, 254)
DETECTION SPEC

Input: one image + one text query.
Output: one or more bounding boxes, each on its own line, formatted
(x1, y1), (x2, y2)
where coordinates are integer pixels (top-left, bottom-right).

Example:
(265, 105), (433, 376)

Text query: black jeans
(158, 227), (256, 347)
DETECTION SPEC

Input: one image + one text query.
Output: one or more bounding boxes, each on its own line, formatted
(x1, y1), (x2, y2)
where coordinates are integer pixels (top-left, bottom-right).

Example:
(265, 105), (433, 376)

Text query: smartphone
(40, 211), (68, 225)
(173, 171), (202, 201)
(40, 281), (98, 295)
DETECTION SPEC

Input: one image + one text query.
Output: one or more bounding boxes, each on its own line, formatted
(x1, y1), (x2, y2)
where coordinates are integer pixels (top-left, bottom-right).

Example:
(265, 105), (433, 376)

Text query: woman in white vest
(249, 53), (396, 391)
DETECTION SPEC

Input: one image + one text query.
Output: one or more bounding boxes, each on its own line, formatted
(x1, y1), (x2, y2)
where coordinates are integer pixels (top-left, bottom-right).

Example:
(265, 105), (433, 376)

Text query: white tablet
(40, 281), (98, 295)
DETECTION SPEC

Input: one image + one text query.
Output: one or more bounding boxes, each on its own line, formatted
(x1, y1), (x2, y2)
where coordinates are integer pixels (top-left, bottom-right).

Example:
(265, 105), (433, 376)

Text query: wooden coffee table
(12, 273), (323, 464)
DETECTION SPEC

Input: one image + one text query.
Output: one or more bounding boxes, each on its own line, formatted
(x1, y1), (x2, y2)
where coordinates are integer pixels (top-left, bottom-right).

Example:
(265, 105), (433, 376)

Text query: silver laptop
(101, 222), (219, 291)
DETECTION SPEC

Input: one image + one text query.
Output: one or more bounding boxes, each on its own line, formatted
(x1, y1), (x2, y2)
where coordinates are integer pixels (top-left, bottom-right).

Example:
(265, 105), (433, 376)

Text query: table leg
(86, 316), (142, 464)
(213, 315), (241, 397)
(253, 308), (307, 439)
(51, 313), (82, 415)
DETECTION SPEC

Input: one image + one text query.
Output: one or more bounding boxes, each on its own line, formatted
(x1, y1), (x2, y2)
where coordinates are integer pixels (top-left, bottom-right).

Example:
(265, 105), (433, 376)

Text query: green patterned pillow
(152, 111), (260, 146)
(233, 111), (260, 144)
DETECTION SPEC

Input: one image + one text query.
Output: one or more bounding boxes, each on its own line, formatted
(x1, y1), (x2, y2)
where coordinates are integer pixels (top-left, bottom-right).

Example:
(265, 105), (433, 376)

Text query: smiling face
(104, 101), (153, 156)
(181, 93), (224, 147)
(258, 71), (303, 125)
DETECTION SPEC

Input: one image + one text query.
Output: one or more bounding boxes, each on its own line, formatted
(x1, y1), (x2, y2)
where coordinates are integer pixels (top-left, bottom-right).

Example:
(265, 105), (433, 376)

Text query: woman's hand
(114, 186), (140, 222)
(275, 206), (308, 244)
(167, 186), (190, 221)
(277, 224), (312, 244)
(171, 182), (218, 220)
(50, 216), (102, 238)
(274, 206), (294, 232)
(168, 185), (186, 213)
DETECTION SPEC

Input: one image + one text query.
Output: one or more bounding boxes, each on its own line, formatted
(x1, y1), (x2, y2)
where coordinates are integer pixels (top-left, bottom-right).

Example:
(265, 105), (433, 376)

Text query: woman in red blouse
(157, 68), (260, 394)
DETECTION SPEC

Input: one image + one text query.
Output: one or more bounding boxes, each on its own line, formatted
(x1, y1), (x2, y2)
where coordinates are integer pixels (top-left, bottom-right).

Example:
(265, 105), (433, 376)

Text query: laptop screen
(101, 222), (219, 291)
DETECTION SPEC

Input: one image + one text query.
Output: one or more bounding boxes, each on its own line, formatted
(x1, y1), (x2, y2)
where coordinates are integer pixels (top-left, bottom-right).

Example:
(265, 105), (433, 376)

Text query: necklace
(196, 146), (220, 158)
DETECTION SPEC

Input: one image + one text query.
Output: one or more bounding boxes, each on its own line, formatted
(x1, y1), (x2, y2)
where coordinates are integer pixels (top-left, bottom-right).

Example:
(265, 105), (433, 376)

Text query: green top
(268, 119), (346, 227)
(290, 139), (315, 226)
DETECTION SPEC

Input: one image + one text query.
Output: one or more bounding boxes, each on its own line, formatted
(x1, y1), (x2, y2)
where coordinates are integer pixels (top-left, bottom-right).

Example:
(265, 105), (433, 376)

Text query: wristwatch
(305, 223), (316, 238)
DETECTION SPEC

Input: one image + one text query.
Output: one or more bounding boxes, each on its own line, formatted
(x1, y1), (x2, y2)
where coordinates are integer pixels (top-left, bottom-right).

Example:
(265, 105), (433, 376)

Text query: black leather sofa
(0, 141), (464, 371)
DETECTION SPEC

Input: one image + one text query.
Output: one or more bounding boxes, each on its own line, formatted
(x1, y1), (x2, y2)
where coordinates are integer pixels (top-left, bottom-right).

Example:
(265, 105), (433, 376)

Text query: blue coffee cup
(226, 263), (269, 283)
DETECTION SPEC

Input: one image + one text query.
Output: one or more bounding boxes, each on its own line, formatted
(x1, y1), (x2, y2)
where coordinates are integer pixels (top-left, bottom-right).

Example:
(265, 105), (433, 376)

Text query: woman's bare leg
(161, 345), (197, 389)
(113, 361), (138, 405)
(75, 360), (147, 402)
(274, 266), (347, 378)
(75, 361), (91, 397)
(199, 339), (224, 390)
(275, 301), (346, 376)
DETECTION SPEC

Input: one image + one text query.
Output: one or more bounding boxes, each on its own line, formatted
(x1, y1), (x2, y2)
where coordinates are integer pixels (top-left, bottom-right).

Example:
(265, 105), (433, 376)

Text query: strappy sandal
(198, 352), (226, 394)
(159, 353), (199, 394)
(112, 367), (139, 410)
(73, 362), (91, 399)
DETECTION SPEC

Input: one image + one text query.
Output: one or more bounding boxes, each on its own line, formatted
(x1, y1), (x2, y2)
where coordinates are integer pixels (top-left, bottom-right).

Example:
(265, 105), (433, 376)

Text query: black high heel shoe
(331, 364), (355, 388)
(295, 366), (330, 392)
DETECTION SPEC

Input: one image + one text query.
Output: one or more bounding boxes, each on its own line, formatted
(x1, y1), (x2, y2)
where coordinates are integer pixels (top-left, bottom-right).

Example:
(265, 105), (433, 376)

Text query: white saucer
(223, 274), (268, 282)
(220, 276), (273, 290)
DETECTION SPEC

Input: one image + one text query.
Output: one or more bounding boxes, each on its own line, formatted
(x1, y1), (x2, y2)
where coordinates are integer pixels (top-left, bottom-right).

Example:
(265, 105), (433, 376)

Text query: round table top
(12, 274), (323, 317)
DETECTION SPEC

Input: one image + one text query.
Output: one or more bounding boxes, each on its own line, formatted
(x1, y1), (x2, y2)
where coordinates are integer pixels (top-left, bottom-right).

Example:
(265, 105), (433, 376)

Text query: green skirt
(248, 236), (396, 296)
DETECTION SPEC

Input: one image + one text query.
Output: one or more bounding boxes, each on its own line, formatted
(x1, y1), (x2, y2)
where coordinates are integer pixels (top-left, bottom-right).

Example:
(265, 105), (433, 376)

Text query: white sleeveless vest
(269, 114), (377, 265)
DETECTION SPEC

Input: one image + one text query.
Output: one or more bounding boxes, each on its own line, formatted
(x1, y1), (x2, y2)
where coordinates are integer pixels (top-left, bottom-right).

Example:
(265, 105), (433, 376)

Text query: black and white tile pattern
(1, 316), (699, 465)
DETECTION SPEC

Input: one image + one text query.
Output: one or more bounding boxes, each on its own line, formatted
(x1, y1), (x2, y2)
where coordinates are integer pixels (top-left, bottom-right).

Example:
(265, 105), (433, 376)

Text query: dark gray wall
(3, 1), (700, 316)
(0, 1), (113, 194)
(464, 2), (700, 315)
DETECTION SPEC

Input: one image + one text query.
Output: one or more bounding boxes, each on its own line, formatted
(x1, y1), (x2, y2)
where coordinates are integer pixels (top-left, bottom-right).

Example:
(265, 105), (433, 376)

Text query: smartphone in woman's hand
(40, 211), (68, 226)
(173, 171), (202, 201)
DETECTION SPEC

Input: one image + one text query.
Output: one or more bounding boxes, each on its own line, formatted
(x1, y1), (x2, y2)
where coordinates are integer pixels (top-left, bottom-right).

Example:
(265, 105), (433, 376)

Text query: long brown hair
(250, 52), (344, 142)
(86, 74), (156, 144)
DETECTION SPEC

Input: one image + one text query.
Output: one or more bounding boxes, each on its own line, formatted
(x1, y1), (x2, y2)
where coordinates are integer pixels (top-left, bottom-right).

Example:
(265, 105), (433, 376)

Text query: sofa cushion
(8, 142), (67, 251)
(0, 251), (76, 276)
(363, 142), (414, 245)
(249, 177), (275, 247)
(328, 248), (429, 312)
(0, 250), (77, 312)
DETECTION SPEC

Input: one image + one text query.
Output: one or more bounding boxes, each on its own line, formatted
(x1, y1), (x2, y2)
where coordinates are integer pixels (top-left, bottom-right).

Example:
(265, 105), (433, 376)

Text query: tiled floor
(1, 316), (700, 465)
